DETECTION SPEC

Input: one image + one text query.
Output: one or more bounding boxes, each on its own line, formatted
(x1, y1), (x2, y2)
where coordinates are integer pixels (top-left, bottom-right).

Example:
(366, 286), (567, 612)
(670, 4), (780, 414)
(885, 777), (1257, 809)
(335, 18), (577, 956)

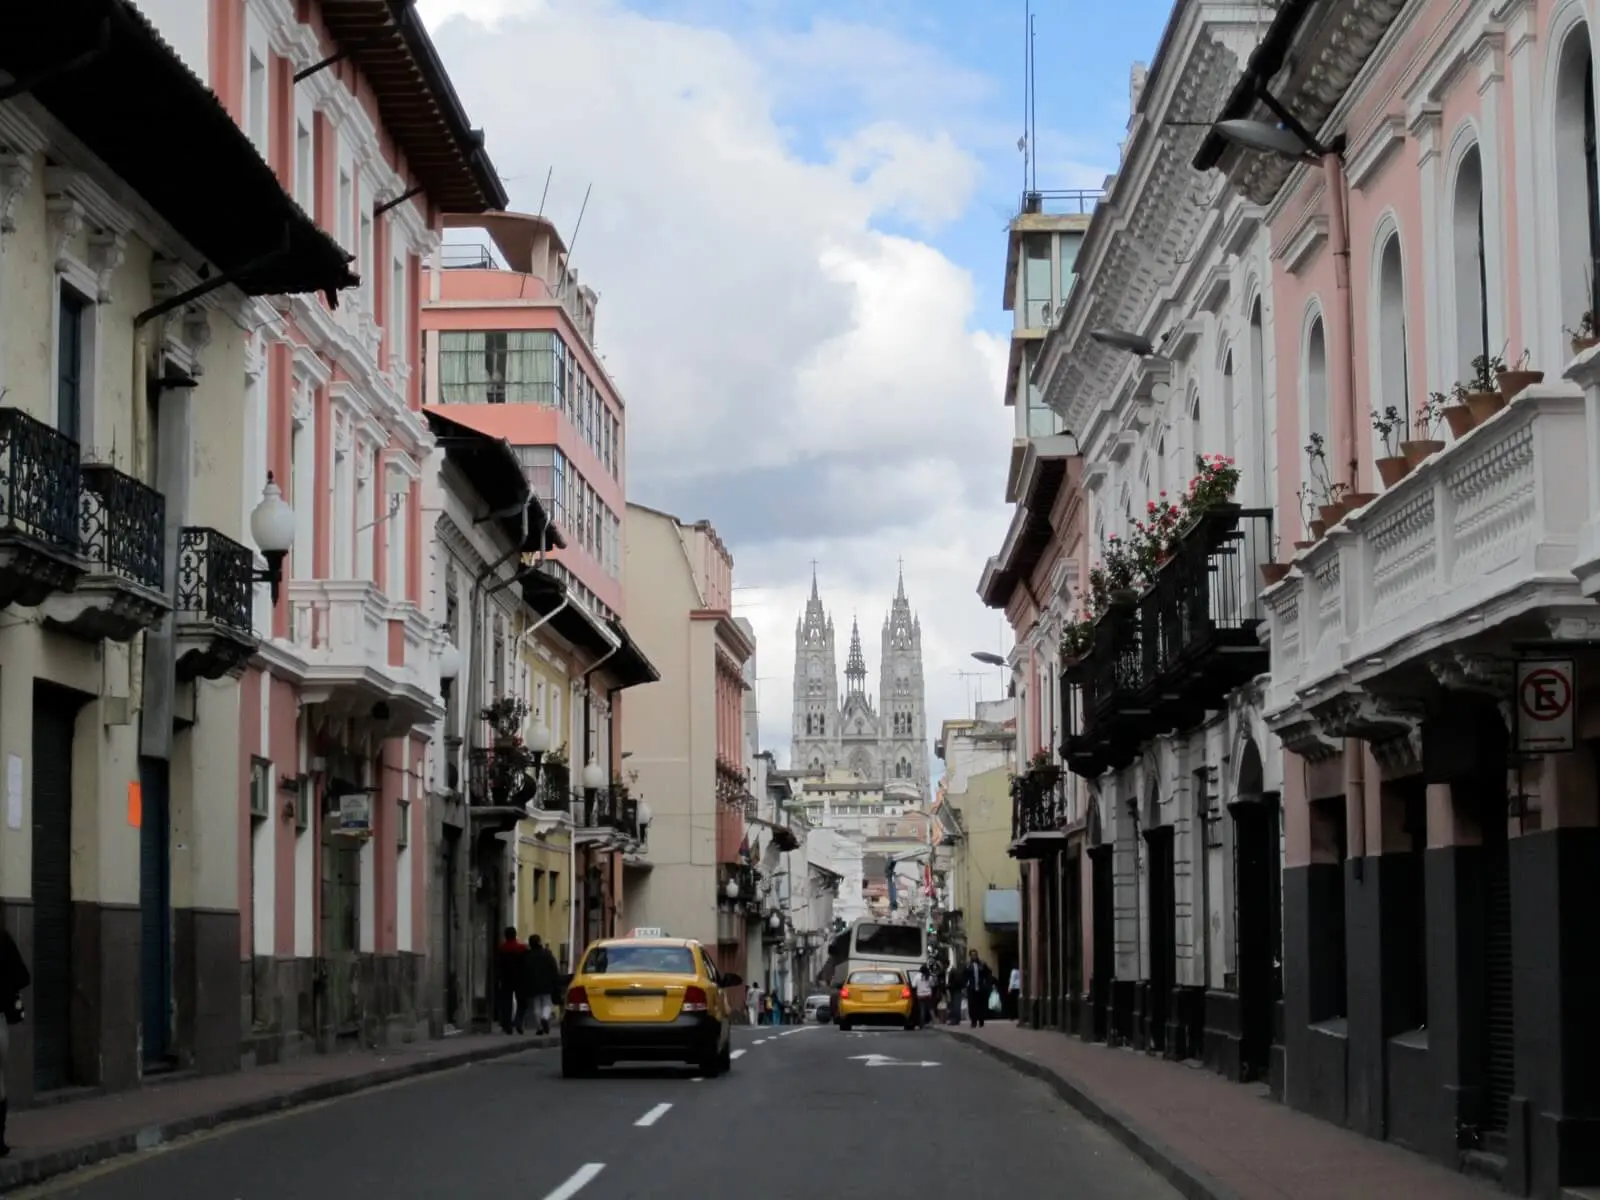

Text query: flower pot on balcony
(1344, 492), (1378, 515)
(1465, 389), (1506, 425)
(1375, 456), (1411, 488)
(1293, 540), (1317, 552)
(1260, 563), (1291, 586)
(1401, 438), (1444, 468)
(1497, 368), (1544, 401)
(1309, 520), (1326, 539)
(1109, 588), (1139, 606)
(1317, 502), (1349, 529)
(1573, 336), (1599, 357)
(1442, 403), (1478, 439)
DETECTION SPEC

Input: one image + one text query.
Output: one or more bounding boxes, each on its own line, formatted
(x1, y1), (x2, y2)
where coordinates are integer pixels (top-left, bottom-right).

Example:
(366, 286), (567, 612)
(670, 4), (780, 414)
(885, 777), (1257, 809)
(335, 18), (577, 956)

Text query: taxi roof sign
(629, 926), (666, 938)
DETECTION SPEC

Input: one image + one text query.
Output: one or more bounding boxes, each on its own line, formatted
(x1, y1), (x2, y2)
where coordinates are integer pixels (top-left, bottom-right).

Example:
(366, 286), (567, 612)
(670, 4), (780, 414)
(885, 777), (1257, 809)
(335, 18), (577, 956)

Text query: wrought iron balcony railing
(0, 407), (81, 553)
(1010, 766), (1065, 843)
(79, 464), (164, 589)
(176, 527), (253, 633)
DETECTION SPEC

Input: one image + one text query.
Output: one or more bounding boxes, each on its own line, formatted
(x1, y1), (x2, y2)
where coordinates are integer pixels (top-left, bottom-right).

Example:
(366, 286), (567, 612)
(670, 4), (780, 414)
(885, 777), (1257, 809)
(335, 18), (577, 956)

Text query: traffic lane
(20, 1039), (721, 1200)
(593, 1022), (1182, 1199)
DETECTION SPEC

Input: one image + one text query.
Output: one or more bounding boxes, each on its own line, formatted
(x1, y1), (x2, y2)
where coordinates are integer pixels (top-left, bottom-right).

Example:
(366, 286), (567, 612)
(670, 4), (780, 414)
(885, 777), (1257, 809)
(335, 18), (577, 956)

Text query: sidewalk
(0, 1031), (555, 1192)
(947, 1024), (1498, 1200)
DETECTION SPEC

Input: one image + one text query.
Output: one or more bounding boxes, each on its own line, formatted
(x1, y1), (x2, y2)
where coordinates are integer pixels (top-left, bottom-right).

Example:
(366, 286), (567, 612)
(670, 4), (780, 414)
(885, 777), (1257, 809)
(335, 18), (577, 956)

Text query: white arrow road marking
(848, 1053), (941, 1067)
(635, 1103), (672, 1127)
(543, 1163), (605, 1200)
(731, 1048), (747, 1059)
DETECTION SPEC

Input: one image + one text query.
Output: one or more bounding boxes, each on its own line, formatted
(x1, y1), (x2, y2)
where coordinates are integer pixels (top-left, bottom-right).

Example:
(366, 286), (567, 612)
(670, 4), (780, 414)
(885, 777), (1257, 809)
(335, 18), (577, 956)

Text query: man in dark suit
(964, 949), (994, 1029)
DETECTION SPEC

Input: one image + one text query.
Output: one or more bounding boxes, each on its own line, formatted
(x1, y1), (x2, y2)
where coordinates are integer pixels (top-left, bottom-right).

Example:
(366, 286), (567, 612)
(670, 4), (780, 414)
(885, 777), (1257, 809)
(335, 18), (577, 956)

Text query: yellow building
(516, 822), (573, 952)
(937, 704), (1019, 981)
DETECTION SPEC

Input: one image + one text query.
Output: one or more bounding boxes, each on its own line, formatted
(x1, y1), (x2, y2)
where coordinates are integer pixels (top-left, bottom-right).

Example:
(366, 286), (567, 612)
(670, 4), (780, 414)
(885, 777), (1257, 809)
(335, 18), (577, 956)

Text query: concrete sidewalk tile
(946, 1024), (1498, 1200)
(0, 1034), (555, 1192)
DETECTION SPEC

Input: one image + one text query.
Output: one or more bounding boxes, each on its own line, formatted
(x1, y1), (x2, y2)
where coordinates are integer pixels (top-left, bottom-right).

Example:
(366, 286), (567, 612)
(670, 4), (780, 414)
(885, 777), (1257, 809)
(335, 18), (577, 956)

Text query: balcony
(1264, 386), (1585, 739)
(1009, 765), (1066, 858)
(281, 580), (445, 734)
(575, 783), (641, 848)
(42, 464), (168, 641)
(0, 407), (86, 608)
(174, 526), (256, 681)
(1062, 508), (1272, 778)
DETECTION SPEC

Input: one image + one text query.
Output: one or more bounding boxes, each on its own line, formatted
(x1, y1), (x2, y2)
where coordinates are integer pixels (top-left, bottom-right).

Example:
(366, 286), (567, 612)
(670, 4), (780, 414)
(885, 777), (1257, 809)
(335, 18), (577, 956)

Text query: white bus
(822, 918), (929, 1001)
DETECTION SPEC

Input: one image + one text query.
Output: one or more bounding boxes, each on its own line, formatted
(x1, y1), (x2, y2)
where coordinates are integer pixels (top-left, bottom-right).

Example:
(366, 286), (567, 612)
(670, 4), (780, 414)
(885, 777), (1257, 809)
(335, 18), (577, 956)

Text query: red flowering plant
(1185, 454), (1241, 516)
(1130, 493), (1185, 578)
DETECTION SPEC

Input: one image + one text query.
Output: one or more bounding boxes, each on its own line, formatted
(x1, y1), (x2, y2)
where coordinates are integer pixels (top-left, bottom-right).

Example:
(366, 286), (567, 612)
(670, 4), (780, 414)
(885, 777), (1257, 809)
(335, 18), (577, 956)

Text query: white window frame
(243, 15), (271, 160)
(294, 89), (315, 212)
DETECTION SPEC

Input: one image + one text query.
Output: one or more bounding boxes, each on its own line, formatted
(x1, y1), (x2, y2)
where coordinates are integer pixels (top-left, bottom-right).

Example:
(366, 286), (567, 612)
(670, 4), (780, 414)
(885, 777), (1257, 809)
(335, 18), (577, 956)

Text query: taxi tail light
(901, 986), (912, 999)
(682, 985), (709, 1013)
(838, 986), (850, 999)
(565, 986), (590, 1013)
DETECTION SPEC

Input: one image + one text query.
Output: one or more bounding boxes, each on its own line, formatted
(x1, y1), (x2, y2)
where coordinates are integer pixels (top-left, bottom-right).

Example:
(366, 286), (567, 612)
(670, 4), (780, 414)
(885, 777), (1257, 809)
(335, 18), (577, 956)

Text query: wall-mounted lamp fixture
(248, 473), (295, 605)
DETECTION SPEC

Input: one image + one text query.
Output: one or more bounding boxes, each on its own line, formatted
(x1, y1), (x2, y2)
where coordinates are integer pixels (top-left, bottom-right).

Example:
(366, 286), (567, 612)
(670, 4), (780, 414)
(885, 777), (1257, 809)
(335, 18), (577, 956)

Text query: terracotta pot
(1442, 403), (1477, 439)
(1345, 492), (1378, 513)
(1260, 563), (1291, 586)
(1572, 336), (1600, 357)
(1465, 389), (1506, 425)
(1293, 540), (1317, 551)
(1317, 502), (1348, 528)
(1496, 368), (1544, 401)
(1401, 438), (1444, 468)
(1376, 456), (1411, 488)
(1309, 520), (1326, 539)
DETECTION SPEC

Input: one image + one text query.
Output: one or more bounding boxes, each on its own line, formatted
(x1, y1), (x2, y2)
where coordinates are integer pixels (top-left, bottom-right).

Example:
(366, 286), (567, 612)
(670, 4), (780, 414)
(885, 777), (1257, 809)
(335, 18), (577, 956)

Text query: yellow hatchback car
(562, 936), (741, 1078)
(836, 968), (915, 1031)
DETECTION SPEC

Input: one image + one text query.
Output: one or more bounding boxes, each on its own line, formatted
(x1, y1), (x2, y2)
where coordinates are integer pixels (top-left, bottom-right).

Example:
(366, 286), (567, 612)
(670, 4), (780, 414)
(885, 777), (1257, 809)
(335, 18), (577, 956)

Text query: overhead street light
(1212, 118), (1327, 162)
(1089, 328), (1157, 357)
(248, 473), (295, 605)
(971, 651), (1007, 668)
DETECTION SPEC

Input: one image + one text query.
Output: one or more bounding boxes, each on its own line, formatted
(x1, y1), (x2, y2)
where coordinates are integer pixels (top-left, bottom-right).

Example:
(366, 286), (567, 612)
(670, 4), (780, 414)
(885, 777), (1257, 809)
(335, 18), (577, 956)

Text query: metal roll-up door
(1483, 817), (1515, 1143)
(31, 688), (76, 1092)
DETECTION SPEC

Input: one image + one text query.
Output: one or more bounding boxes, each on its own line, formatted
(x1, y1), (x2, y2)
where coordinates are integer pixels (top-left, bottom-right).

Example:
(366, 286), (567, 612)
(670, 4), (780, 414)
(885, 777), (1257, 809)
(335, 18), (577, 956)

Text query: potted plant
(1440, 384), (1477, 439)
(1060, 616), (1095, 666)
(1131, 494), (1183, 578)
(1029, 749), (1062, 786)
(1402, 392), (1445, 468)
(1372, 404), (1410, 487)
(482, 697), (530, 748)
(1463, 351), (1508, 425)
(1294, 483), (1321, 549)
(1099, 536), (1140, 604)
(1569, 310), (1599, 357)
(1496, 348), (1544, 401)
(1304, 434), (1349, 527)
(1260, 534), (1291, 585)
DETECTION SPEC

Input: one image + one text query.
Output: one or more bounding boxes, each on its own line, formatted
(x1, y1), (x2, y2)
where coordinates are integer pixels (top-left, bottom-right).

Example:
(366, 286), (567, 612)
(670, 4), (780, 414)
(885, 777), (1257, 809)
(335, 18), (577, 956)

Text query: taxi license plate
(861, 989), (890, 1003)
(610, 996), (665, 1018)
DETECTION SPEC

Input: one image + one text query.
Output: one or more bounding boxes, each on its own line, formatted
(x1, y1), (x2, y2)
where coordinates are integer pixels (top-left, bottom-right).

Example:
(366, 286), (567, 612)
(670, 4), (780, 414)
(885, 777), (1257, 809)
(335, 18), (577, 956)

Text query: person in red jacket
(494, 927), (529, 1034)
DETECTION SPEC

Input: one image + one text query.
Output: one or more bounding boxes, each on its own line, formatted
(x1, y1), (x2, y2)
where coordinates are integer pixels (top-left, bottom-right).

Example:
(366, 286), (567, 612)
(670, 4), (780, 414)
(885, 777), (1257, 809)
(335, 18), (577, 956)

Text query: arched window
(1305, 315), (1330, 444)
(1452, 148), (1488, 378)
(1555, 25), (1600, 344)
(1188, 391), (1202, 468)
(1249, 297), (1271, 505)
(1222, 351), (1237, 473)
(1155, 435), (1167, 495)
(1376, 232), (1410, 454)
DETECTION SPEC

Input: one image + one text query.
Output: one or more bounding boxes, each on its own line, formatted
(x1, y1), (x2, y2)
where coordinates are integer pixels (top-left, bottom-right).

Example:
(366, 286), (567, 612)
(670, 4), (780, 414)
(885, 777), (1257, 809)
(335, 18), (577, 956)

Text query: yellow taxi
(562, 932), (741, 1078)
(835, 968), (915, 1031)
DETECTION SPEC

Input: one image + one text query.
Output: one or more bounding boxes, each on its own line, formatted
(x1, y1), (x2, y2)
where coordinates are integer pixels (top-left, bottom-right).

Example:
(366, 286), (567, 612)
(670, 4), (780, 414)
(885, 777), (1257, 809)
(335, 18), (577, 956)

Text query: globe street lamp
(248, 473), (295, 605)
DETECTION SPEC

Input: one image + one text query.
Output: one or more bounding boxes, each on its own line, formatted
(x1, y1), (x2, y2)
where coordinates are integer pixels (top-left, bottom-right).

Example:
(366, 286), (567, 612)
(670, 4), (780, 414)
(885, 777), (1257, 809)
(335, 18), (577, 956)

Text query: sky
(416, 0), (1174, 771)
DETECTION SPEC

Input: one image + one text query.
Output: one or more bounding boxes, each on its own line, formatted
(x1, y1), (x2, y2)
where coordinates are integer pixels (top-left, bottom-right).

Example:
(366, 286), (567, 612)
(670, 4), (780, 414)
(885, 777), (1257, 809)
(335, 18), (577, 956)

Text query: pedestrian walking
(0, 925), (28, 1157)
(964, 949), (994, 1029)
(1008, 964), (1022, 1021)
(913, 967), (934, 1028)
(946, 962), (964, 1025)
(495, 926), (529, 1034)
(527, 934), (560, 1035)
(746, 978), (763, 1026)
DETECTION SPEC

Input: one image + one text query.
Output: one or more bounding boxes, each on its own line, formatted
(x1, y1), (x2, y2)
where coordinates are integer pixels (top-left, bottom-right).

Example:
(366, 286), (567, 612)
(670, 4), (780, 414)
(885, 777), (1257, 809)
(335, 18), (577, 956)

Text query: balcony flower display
(1060, 612), (1095, 665)
(1372, 404), (1409, 486)
(1569, 310), (1598, 357)
(1496, 347), (1543, 402)
(1404, 393), (1446, 468)
(478, 698), (538, 806)
(1184, 453), (1240, 515)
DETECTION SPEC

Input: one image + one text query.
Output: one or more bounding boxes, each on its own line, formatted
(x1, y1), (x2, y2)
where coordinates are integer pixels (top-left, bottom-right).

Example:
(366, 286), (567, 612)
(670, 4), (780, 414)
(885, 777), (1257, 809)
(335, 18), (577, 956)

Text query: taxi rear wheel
(561, 1044), (596, 1079)
(837, 1019), (852, 1032)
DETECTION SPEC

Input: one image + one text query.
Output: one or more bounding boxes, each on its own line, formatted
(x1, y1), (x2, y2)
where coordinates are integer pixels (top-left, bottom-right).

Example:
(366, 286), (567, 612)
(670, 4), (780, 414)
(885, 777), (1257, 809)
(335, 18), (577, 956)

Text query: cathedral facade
(790, 570), (929, 795)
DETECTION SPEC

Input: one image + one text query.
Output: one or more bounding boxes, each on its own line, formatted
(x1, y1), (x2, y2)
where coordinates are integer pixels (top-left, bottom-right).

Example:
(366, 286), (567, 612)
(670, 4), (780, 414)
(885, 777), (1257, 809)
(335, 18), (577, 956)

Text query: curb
(0, 1036), (556, 1192)
(943, 1029), (1242, 1200)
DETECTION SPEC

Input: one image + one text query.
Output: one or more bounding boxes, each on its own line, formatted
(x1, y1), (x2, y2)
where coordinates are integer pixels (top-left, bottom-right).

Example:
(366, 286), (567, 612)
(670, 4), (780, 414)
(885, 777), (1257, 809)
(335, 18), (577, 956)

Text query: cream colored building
(0, 25), (353, 1102)
(620, 504), (755, 968)
(937, 701), (1019, 977)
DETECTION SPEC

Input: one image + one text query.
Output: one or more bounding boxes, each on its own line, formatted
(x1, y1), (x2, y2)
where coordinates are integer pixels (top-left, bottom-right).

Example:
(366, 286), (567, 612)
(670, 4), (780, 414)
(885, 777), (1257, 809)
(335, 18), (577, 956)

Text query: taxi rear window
(847, 970), (904, 985)
(583, 945), (697, 975)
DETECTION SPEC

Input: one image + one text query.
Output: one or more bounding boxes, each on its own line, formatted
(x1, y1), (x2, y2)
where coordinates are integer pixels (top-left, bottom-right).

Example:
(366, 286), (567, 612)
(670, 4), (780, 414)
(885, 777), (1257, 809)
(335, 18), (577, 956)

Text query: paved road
(20, 1025), (1179, 1199)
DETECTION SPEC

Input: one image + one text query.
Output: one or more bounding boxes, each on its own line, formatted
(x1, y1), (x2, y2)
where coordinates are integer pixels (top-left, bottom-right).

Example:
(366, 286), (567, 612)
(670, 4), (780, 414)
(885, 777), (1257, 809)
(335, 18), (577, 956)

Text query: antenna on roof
(1028, 2), (1038, 192)
(1020, 0), (1031, 194)
(537, 166), (553, 218)
(555, 182), (592, 295)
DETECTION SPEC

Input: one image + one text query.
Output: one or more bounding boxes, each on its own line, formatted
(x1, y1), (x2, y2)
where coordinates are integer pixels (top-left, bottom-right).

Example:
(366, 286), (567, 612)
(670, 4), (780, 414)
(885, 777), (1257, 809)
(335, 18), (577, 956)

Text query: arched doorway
(1228, 737), (1281, 1083)
(1086, 793), (1115, 1042)
(1143, 780), (1176, 1056)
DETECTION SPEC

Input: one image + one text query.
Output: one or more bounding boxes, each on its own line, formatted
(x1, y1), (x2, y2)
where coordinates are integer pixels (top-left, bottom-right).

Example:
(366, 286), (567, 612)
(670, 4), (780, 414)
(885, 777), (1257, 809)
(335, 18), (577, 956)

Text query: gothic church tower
(791, 569), (840, 774)
(878, 566), (929, 794)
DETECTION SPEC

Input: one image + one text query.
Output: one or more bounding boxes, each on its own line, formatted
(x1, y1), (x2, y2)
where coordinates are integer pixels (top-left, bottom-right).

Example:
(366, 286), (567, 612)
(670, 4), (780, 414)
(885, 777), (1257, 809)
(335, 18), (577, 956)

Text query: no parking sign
(1515, 660), (1575, 753)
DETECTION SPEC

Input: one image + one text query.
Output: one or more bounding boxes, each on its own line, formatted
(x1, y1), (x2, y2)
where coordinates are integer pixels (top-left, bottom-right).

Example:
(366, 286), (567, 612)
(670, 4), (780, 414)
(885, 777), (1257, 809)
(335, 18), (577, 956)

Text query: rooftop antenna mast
(1020, 0), (1031, 194)
(536, 166), (553, 217)
(555, 181), (592, 295)
(1029, 1), (1038, 192)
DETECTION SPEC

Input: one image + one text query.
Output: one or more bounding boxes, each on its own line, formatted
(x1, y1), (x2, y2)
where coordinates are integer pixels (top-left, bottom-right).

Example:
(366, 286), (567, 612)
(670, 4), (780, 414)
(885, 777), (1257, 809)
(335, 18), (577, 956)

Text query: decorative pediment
(1347, 115), (1408, 190)
(1271, 714), (1341, 762)
(45, 195), (84, 274)
(1278, 212), (1329, 276)
(1308, 691), (1421, 743)
(86, 231), (125, 303)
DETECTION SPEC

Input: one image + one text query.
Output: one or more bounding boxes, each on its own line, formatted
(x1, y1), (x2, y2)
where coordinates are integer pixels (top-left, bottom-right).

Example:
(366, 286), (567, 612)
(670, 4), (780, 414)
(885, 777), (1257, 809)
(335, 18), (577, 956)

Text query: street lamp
(1212, 118), (1331, 162)
(581, 759), (605, 790)
(1089, 328), (1157, 357)
(636, 800), (653, 828)
(436, 640), (460, 702)
(525, 719), (551, 768)
(971, 651), (1006, 668)
(725, 877), (740, 900)
(248, 473), (295, 605)
(769, 911), (782, 931)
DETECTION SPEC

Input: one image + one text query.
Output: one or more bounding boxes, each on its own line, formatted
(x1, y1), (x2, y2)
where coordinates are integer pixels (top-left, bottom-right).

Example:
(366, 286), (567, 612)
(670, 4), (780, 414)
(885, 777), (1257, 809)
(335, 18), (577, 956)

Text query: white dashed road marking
(634, 1103), (672, 1127)
(730, 1048), (747, 1059)
(543, 1163), (605, 1200)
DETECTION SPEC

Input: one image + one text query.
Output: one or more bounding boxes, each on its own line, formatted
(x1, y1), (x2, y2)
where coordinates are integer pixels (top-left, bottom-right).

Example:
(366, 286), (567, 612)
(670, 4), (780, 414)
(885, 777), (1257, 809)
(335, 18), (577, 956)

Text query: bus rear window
(848, 970), (904, 985)
(854, 923), (922, 959)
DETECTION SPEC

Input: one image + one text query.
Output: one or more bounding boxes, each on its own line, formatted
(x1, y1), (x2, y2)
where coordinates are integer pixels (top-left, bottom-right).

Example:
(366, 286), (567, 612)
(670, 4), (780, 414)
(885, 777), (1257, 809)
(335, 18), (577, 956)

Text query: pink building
(139, 0), (508, 1060)
(1194, 0), (1600, 1191)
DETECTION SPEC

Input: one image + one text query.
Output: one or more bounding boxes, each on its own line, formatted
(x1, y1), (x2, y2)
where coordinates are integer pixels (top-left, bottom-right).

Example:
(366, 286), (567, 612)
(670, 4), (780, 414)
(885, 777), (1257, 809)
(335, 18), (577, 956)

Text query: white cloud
(419, 0), (1018, 771)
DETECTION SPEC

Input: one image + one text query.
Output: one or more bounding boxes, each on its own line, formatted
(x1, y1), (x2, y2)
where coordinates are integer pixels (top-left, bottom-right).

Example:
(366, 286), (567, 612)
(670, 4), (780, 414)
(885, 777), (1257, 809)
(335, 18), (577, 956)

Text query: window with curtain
(1305, 317), (1330, 442)
(1452, 149), (1487, 378)
(1554, 30), (1599, 340)
(437, 330), (565, 406)
(1376, 233), (1410, 448)
(1249, 299), (1271, 506)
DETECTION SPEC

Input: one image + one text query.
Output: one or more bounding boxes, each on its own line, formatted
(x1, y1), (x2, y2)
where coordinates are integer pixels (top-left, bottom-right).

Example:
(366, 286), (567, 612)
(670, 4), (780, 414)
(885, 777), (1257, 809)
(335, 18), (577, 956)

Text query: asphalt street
(18, 1025), (1181, 1199)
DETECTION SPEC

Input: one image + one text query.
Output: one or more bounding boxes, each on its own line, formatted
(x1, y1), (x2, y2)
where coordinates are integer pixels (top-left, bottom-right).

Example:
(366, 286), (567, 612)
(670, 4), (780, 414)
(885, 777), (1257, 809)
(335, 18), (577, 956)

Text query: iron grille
(79, 464), (164, 588)
(0, 407), (81, 552)
(176, 527), (253, 633)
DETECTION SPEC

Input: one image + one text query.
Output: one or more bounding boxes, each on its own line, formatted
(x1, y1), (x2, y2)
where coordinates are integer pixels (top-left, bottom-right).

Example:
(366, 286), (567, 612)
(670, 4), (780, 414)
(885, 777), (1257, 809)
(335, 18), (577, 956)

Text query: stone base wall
(241, 952), (429, 1066)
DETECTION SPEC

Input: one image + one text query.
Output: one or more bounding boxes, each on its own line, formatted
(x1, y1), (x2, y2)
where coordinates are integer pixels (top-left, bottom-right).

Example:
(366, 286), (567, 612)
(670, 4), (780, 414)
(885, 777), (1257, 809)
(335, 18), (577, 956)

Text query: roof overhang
(521, 570), (614, 658)
(2, 0), (356, 299)
(604, 617), (660, 690)
(317, 0), (508, 213)
(978, 437), (1077, 608)
(424, 409), (564, 551)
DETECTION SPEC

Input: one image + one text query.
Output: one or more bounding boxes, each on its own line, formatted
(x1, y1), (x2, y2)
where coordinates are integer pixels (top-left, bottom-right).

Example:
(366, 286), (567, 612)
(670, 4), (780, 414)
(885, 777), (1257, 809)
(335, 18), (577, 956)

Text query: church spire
(887, 566), (915, 650)
(845, 618), (867, 693)
(800, 564), (828, 646)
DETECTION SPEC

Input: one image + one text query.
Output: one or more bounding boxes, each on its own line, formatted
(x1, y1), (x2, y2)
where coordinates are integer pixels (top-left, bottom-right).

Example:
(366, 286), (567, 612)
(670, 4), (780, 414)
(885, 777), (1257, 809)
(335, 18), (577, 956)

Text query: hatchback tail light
(901, 986), (912, 999)
(565, 986), (590, 1013)
(838, 986), (850, 999)
(682, 985), (709, 1013)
